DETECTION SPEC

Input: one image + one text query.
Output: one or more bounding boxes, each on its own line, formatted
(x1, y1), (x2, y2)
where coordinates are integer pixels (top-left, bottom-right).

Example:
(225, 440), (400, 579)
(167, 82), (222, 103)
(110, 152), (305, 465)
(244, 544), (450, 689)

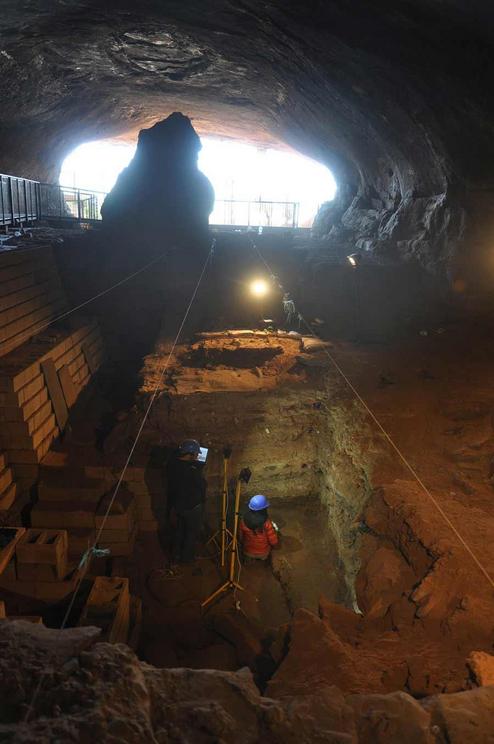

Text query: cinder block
(16, 528), (68, 579)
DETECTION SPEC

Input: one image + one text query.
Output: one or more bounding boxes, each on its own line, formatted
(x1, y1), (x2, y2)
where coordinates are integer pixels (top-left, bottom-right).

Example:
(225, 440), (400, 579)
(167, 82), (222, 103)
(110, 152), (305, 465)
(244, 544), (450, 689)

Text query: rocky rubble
(1, 619), (494, 742)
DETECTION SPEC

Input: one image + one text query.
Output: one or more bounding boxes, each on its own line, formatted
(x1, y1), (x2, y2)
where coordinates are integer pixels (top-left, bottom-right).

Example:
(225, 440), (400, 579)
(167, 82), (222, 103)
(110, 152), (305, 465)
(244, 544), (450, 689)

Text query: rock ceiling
(1, 1), (493, 274)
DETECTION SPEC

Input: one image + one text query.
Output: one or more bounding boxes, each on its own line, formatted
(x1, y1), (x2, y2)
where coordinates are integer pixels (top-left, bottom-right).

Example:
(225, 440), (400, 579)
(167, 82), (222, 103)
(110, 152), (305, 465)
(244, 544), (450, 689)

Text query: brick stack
(0, 246), (67, 359)
(31, 476), (137, 560)
(0, 451), (16, 511)
(0, 317), (105, 491)
(78, 576), (130, 644)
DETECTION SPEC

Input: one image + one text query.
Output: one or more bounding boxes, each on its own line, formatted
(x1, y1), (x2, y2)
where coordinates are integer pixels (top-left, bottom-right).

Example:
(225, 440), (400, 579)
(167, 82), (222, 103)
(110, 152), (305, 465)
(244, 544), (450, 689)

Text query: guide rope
(23, 242), (214, 723)
(249, 238), (494, 591)
(24, 250), (169, 339)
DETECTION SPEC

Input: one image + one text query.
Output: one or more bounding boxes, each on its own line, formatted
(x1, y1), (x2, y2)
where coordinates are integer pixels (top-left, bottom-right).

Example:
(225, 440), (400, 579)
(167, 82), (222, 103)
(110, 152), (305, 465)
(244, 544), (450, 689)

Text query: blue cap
(178, 439), (200, 456)
(248, 494), (270, 511)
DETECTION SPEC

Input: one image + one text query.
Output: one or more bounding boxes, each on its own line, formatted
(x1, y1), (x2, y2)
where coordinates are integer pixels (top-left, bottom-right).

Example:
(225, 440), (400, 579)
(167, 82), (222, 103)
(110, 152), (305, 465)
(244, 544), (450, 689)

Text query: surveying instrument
(206, 446), (234, 567)
(202, 466), (252, 609)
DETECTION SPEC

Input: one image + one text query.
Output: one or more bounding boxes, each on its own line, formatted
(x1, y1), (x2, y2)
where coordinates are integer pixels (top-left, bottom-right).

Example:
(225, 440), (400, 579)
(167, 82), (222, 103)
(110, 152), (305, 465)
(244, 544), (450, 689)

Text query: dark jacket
(166, 456), (207, 513)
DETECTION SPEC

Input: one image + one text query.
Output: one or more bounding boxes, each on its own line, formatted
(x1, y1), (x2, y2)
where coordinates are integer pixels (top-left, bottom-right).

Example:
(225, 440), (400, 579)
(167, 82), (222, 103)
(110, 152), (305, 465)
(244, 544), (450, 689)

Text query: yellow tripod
(202, 467), (251, 609)
(206, 447), (234, 567)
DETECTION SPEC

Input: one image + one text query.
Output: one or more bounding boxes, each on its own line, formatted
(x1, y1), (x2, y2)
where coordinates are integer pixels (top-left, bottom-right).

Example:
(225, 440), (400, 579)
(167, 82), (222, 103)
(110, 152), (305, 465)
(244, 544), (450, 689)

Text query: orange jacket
(239, 518), (278, 557)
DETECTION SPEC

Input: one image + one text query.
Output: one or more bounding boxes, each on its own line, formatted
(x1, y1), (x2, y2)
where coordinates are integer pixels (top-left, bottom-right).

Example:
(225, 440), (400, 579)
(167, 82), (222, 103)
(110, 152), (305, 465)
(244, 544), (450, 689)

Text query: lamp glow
(250, 279), (269, 297)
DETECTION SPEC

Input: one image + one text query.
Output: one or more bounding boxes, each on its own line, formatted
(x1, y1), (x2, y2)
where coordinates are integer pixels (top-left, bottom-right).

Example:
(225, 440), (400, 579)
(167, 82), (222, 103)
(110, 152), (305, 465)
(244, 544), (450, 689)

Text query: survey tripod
(206, 447), (234, 567)
(202, 466), (252, 609)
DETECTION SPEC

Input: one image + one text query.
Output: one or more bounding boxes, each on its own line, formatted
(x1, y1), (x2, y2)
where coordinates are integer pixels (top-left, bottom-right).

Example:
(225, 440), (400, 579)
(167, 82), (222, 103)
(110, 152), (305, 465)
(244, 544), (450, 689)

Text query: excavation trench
(118, 328), (374, 680)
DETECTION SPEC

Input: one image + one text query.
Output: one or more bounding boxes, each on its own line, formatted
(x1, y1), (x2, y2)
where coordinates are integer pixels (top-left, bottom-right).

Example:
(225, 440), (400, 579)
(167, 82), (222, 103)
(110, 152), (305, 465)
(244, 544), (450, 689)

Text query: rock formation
(101, 112), (214, 244)
(1, 619), (494, 743)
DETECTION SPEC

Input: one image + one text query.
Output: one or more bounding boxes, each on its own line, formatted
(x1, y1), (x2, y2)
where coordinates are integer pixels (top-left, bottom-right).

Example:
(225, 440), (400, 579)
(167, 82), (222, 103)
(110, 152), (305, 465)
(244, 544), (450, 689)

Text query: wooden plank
(41, 358), (68, 431)
(58, 364), (78, 408)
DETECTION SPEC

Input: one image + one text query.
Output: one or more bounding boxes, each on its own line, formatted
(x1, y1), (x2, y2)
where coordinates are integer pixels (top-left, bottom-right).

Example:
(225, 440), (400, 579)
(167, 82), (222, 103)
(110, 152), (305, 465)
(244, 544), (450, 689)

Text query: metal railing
(0, 173), (106, 227)
(211, 199), (300, 228)
(1, 172), (301, 230)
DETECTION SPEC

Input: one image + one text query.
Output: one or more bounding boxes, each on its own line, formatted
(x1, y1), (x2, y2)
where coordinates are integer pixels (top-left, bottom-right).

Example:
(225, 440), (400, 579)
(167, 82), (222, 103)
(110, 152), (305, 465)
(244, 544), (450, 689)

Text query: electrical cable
(23, 243), (214, 723)
(249, 239), (494, 592)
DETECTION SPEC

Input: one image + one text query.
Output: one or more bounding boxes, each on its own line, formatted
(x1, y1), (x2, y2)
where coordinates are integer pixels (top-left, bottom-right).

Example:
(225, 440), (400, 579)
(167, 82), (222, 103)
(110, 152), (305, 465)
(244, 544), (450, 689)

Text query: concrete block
(16, 528), (68, 579)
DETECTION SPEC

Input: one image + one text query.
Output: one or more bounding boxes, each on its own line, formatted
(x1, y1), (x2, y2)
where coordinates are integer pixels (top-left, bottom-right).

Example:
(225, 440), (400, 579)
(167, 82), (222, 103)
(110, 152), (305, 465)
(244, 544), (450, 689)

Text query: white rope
(249, 239), (494, 591)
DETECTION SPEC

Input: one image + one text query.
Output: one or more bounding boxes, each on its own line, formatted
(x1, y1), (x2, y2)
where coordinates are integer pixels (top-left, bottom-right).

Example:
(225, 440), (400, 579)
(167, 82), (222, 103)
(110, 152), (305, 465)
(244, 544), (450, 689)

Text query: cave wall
(1, 2), (494, 282)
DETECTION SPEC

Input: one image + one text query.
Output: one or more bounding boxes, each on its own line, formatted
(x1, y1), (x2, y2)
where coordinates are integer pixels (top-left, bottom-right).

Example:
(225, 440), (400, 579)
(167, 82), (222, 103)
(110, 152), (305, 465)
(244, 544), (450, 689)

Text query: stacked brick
(0, 246), (67, 359)
(32, 457), (138, 560)
(0, 318), (104, 490)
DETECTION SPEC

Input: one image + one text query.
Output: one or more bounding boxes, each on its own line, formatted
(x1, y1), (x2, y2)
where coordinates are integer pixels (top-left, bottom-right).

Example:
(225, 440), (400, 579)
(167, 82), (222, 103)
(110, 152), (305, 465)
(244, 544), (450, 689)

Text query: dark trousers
(173, 503), (203, 563)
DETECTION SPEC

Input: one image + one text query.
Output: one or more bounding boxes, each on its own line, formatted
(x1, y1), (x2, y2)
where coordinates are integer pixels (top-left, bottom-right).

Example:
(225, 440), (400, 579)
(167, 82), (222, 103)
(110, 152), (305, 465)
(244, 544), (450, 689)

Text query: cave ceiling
(1, 1), (494, 202)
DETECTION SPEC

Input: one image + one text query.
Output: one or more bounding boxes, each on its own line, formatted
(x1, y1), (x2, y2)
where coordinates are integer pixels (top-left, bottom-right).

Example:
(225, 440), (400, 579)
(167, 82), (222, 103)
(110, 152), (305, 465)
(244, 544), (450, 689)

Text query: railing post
(36, 182), (42, 221)
(0, 176), (5, 226)
(9, 177), (14, 226)
(77, 189), (81, 220)
(23, 179), (28, 223)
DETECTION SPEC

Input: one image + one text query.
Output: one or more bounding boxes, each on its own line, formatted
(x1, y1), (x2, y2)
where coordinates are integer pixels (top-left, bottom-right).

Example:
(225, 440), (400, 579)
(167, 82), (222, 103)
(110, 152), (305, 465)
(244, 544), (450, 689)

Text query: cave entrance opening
(59, 136), (336, 228)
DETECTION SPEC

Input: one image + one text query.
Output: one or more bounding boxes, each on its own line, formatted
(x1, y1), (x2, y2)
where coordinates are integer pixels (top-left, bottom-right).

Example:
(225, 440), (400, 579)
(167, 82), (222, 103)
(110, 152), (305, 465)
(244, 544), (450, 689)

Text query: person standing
(239, 494), (278, 561)
(166, 439), (207, 565)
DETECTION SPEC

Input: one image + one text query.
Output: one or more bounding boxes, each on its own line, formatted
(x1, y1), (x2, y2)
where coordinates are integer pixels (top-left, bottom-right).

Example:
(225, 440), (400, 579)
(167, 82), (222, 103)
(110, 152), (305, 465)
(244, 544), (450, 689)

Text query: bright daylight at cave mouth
(60, 137), (336, 227)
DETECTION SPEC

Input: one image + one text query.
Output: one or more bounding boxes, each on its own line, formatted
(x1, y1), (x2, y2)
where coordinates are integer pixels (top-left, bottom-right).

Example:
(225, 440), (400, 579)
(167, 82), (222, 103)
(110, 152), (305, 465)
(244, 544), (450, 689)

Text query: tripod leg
(220, 456), (228, 568)
(229, 478), (242, 583)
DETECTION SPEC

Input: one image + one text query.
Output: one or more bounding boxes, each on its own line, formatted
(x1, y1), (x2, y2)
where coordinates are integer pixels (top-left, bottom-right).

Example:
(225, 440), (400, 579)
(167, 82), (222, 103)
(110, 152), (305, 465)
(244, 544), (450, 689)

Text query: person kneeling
(240, 494), (278, 561)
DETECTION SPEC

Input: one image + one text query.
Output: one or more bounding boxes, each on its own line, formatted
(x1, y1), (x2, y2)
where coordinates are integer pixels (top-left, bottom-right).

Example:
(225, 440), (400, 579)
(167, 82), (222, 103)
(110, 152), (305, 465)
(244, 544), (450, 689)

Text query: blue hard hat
(248, 494), (270, 511)
(178, 439), (200, 456)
